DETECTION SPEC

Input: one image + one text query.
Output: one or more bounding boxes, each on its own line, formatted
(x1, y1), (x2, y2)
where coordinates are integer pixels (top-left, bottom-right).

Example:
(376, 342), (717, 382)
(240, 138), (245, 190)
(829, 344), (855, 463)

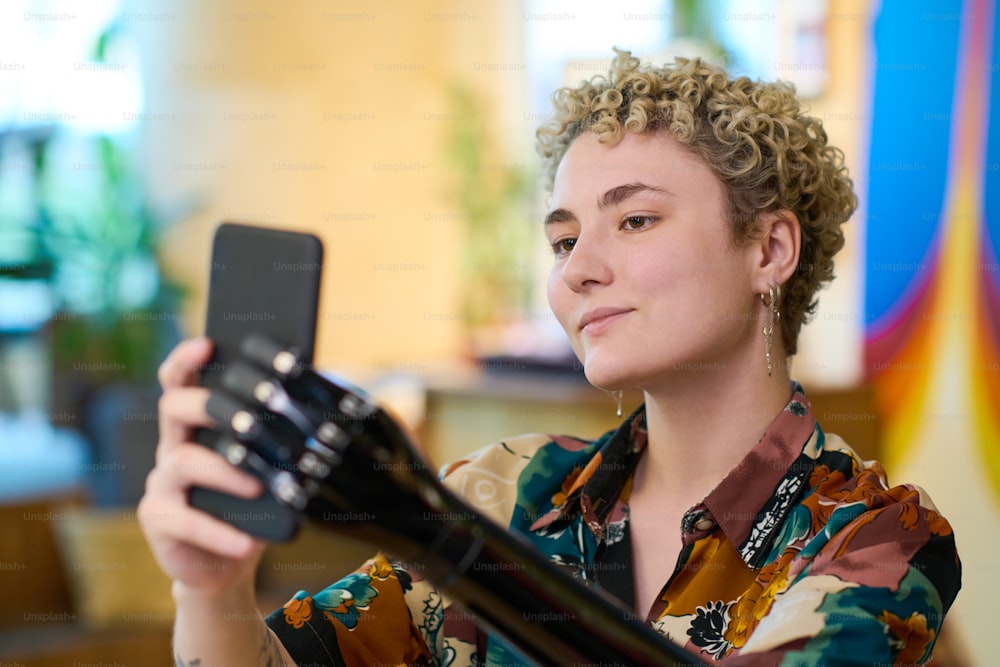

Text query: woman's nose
(559, 233), (612, 292)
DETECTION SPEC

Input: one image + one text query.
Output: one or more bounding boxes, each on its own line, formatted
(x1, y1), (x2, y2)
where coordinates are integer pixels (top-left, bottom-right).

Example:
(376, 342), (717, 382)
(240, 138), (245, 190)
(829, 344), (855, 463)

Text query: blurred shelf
(419, 370), (879, 469)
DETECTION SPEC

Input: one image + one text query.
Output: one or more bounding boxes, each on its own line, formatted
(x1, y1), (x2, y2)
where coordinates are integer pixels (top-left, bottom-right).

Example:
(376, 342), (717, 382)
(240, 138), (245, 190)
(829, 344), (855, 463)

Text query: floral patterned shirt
(265, 384), (961, 665)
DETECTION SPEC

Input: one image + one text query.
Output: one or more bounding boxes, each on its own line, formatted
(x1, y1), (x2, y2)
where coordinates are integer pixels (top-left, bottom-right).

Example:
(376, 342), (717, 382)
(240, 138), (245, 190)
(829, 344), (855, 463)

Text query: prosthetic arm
(194, 333), (704, 667)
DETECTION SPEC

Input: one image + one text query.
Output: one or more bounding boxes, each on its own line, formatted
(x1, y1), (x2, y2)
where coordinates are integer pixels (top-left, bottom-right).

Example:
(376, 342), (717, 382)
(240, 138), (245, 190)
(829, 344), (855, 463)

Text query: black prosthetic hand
(194, 334), (705, 667)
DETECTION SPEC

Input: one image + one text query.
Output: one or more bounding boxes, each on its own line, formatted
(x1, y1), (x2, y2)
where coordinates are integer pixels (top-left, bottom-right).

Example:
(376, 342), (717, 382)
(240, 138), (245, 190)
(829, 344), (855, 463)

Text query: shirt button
(693, 517), (716, 532)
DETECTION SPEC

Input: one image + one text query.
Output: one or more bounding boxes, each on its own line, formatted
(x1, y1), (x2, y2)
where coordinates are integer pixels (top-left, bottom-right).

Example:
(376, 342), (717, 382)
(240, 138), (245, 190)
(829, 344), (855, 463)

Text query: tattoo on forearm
(170, 628), (280, 666)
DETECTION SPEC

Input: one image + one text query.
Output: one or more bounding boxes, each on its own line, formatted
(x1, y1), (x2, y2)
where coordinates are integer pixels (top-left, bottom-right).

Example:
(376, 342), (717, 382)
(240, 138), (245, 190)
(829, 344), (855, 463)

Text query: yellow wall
(128, 0), (873, 383)
(128, 0), (528, 370)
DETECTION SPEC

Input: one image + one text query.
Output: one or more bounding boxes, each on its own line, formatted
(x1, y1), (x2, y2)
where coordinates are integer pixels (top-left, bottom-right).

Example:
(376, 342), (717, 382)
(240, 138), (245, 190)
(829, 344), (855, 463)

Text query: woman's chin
(581, 363), (631, 393)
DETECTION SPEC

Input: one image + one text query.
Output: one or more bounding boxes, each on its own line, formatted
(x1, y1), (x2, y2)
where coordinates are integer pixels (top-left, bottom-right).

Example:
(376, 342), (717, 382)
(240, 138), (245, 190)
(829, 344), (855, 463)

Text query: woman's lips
(579, 307), (634, 333)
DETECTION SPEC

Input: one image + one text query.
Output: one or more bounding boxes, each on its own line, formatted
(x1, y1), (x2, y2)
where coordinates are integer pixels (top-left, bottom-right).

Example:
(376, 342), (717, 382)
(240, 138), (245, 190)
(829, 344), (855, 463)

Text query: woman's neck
(631, 353), (794, 506)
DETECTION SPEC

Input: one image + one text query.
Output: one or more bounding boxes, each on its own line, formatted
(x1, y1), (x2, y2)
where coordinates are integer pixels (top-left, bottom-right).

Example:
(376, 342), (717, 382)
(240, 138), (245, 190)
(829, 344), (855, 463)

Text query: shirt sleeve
(264, 553), (436, 667)
(262, 434), (559, 666)
(720, 478), (961, 666)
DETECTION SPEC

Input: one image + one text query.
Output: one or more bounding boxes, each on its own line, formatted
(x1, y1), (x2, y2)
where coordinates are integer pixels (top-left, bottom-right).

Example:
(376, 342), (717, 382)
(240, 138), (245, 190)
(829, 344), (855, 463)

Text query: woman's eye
(622, 215), (657, 230)
(551, 238), (576, 255)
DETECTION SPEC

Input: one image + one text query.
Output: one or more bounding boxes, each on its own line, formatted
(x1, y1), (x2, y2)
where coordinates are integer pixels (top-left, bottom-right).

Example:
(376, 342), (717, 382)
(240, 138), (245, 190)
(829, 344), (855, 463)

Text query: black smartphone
(189, 222), (323, 542)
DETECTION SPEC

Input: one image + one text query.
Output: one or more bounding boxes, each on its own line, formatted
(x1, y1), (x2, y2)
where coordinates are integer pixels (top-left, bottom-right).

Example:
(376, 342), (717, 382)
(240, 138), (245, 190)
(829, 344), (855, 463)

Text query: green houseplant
(0, 18), (184, 506)
(444, 83), (535, 336)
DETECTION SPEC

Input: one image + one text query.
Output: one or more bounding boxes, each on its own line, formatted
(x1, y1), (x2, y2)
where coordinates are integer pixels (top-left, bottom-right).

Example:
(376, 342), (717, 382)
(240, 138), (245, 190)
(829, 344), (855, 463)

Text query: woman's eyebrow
(598, 182), (673, 209)
(544, 182), (672, 226)
(543, 208), (575, 226)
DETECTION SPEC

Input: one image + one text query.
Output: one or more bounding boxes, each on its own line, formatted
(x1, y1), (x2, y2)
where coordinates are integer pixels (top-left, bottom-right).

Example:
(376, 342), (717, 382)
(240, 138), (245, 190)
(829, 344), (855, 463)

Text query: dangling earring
(613, 390), (623, 417)
(760, 284), (781, 377)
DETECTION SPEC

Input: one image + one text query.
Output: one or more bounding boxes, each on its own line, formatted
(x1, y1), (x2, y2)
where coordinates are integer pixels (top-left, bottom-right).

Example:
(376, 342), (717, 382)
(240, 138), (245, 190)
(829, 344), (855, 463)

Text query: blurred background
(0, 0), (993, 664)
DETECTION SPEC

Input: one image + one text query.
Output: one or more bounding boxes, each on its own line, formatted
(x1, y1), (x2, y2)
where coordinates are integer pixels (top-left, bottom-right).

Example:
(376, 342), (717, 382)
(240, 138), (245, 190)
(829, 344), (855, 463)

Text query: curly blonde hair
(536, 49), (857, 355)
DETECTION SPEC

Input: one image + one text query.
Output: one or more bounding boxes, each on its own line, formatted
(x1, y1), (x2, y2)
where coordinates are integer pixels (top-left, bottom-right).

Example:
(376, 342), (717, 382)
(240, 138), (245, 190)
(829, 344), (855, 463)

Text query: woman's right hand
(137, 337), (267, 597)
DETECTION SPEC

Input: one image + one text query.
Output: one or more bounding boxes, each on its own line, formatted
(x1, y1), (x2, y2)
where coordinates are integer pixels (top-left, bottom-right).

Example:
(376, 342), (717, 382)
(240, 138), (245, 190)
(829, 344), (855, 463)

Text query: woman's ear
(752, 209), (801, 292)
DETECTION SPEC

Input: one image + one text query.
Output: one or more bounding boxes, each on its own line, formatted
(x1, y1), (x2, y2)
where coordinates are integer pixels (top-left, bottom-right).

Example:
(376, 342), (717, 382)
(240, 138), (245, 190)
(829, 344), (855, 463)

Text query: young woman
(139, 50), (961, 665)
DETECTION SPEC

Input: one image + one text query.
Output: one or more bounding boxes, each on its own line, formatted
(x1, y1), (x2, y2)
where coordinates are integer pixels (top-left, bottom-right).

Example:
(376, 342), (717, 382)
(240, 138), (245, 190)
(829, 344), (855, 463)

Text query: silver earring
(613, 390), (623, 417)
(760, 284), (781, 377)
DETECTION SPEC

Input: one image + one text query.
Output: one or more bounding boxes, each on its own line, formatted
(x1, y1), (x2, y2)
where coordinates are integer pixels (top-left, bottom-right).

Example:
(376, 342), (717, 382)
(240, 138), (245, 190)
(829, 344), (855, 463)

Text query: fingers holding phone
(139, 336), (267, 593)
(155, 337), (215, 455)
(138, 441), (266, 593)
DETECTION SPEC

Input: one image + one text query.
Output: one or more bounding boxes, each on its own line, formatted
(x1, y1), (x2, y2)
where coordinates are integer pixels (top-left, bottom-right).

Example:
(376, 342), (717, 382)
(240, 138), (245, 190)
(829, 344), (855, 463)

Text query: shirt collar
(702, 382), (820, 568)
(530, 382), (821, 569)
(527, 404), (648, 535)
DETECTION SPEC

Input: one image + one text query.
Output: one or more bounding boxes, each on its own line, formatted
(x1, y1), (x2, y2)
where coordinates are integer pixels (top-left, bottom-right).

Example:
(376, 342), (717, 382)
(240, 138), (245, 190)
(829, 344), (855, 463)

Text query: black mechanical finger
(219, 360), (355, 488)
(240, 333), (378, 426)
(205, 389), (320, 511)
(209, 432), (310, 511)
(222, 360), (324, 434)
(227, 336), (392, 484)
(240, 332), (309, 380)
(206, 390), (300, 465)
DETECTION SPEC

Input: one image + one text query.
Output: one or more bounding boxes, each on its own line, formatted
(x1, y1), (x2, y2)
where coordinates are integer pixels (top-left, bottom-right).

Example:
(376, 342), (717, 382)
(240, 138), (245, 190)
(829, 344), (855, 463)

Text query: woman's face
(545, 130), (761, 393)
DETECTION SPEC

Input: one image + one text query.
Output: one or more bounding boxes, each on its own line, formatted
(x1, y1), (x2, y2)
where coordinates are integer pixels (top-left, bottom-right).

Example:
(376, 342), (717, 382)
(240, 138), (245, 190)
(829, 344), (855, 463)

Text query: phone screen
(202, 222), (323, 388)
